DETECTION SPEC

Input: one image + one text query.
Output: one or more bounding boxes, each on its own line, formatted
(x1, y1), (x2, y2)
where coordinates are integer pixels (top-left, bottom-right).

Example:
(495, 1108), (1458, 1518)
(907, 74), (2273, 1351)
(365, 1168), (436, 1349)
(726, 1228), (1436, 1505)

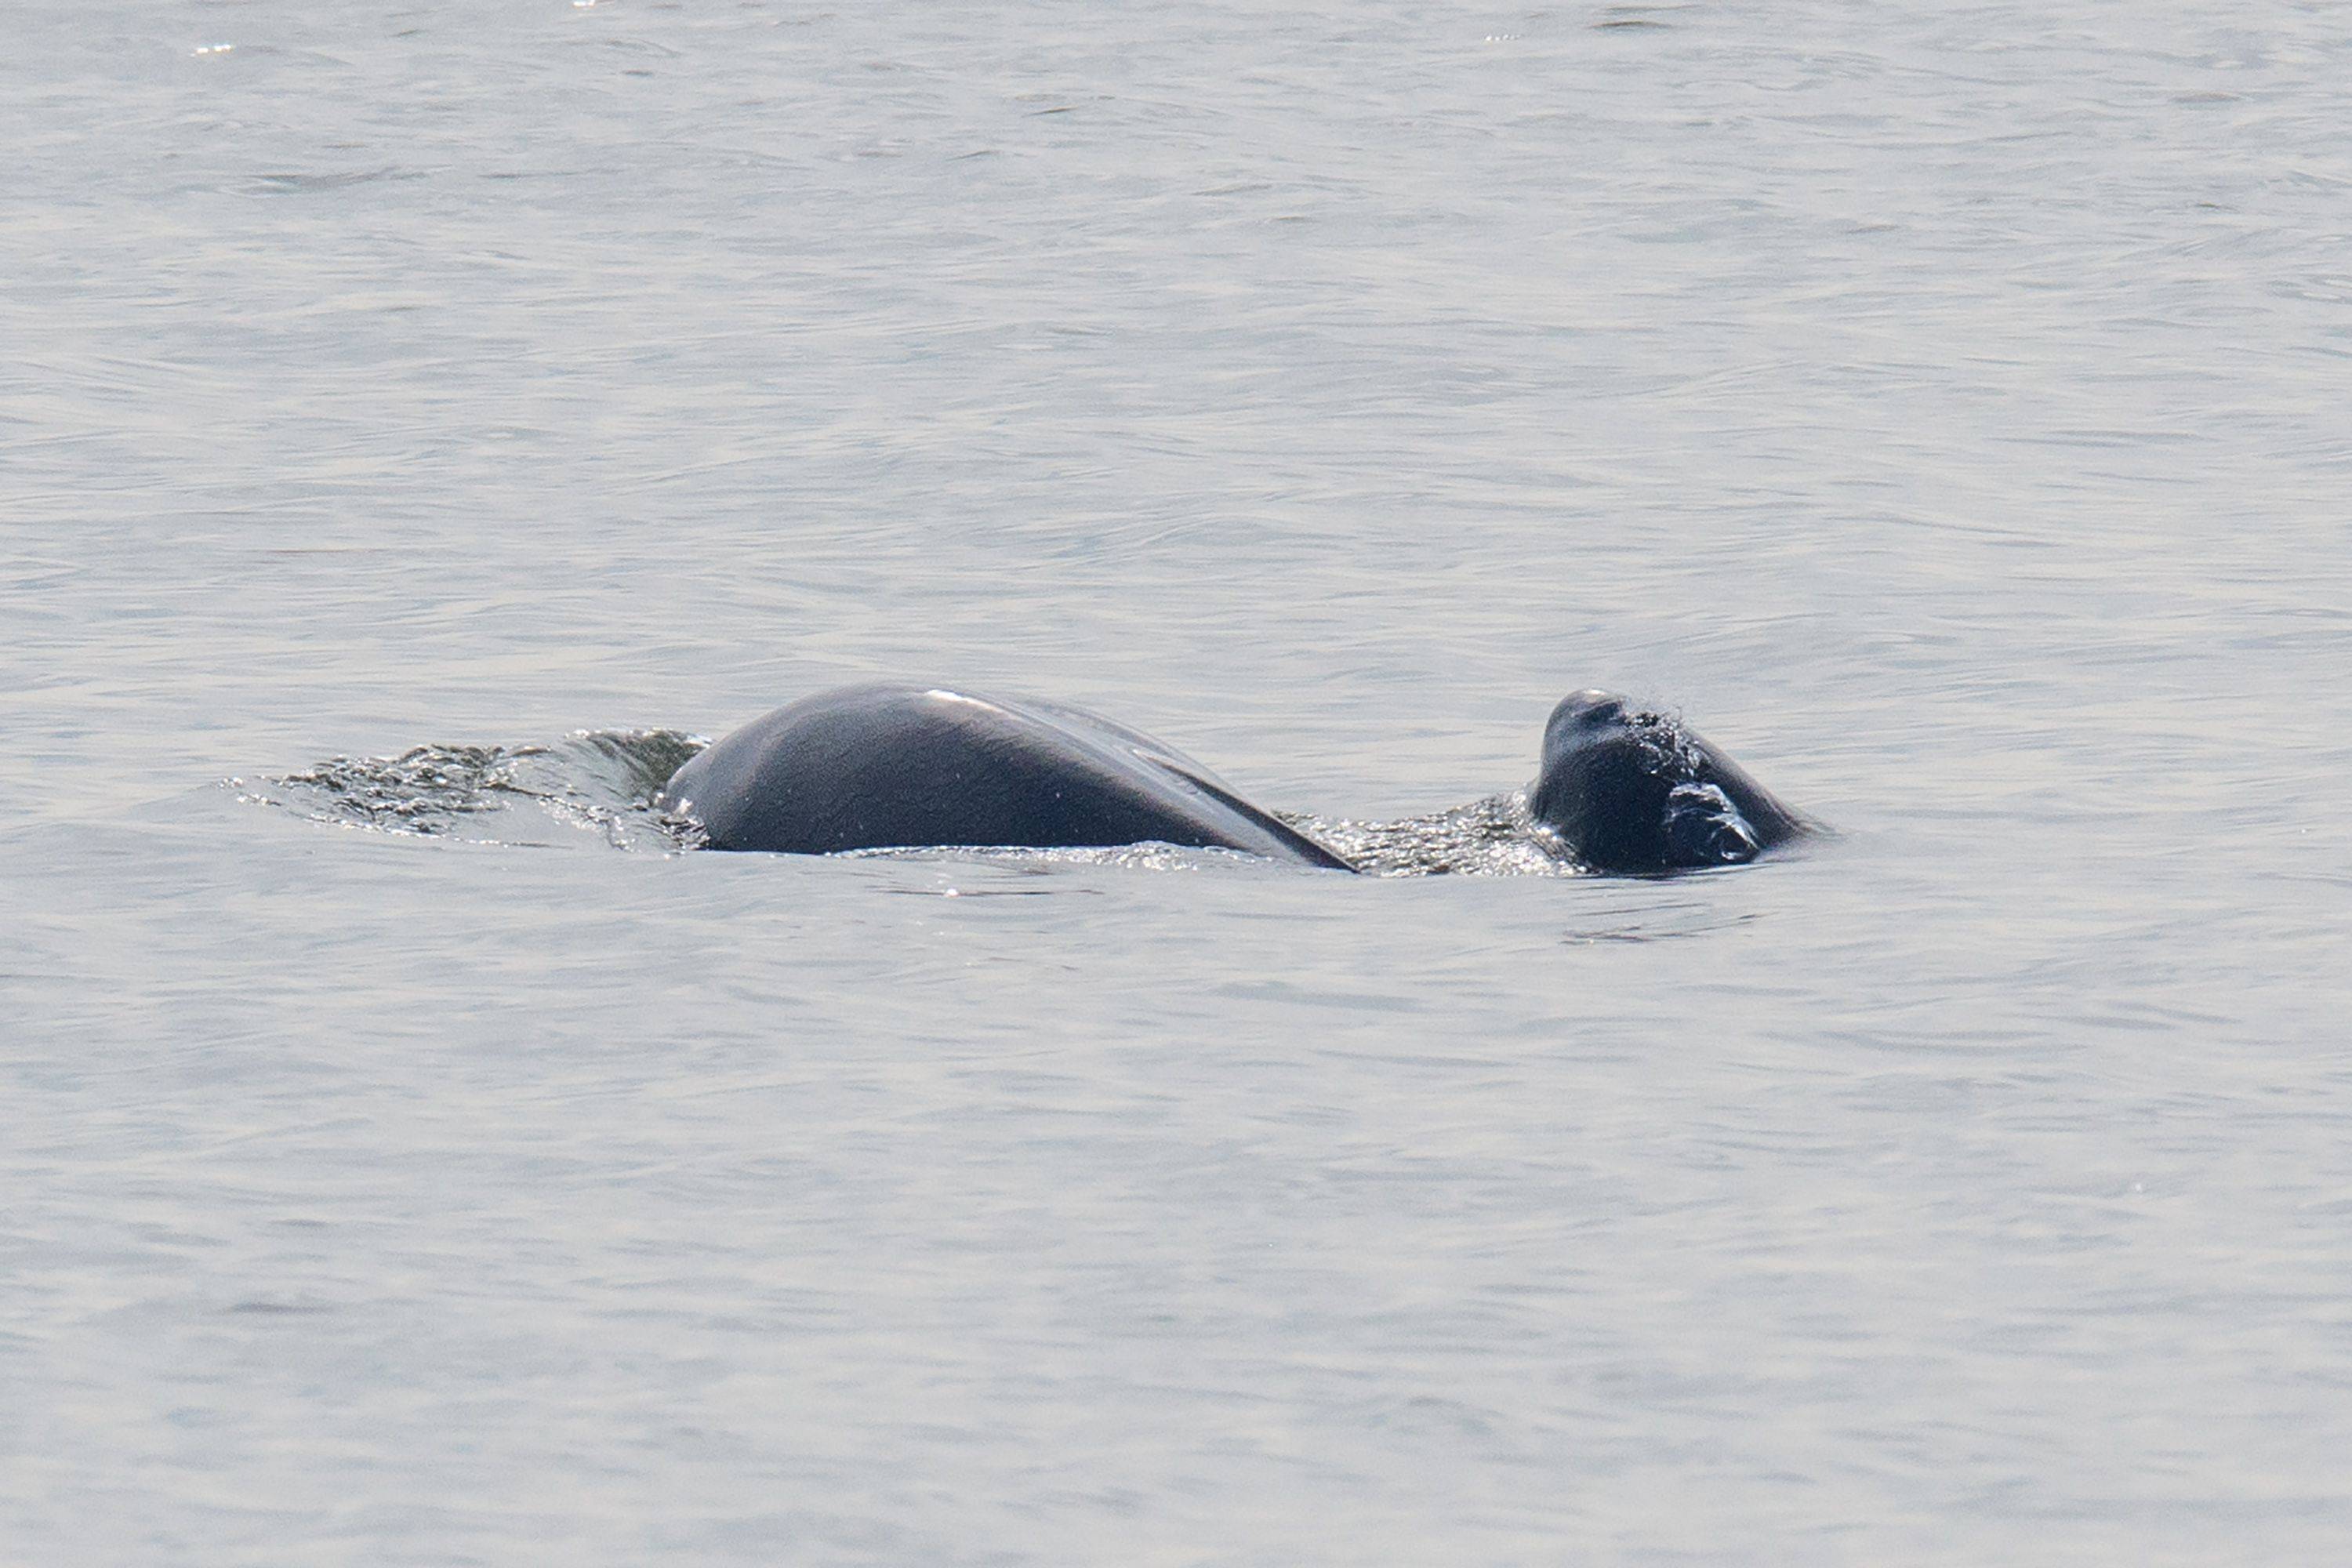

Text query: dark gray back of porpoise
(658, 684), (1356, 870)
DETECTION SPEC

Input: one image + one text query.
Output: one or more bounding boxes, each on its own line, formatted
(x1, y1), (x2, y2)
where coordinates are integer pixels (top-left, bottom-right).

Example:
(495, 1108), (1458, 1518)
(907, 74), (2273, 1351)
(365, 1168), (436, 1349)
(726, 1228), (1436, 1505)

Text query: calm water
(7, 2), (2350, 1561)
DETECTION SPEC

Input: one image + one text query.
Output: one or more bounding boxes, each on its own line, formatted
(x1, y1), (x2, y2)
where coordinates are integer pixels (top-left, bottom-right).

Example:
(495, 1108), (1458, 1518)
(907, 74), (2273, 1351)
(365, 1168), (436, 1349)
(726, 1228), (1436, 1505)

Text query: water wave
(1282, 795), (1581, 878)
(249, 729), (705, 851)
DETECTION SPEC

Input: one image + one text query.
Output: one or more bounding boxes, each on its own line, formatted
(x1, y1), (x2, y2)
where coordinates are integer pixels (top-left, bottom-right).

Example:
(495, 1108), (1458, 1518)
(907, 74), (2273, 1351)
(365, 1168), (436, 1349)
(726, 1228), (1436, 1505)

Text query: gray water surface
(6, 2), (2351, 1563)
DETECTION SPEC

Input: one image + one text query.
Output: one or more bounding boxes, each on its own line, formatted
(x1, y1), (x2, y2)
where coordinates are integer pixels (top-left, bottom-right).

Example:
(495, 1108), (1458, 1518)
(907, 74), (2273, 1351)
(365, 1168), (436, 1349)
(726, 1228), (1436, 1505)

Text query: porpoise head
(1527, 690), (1806, 873)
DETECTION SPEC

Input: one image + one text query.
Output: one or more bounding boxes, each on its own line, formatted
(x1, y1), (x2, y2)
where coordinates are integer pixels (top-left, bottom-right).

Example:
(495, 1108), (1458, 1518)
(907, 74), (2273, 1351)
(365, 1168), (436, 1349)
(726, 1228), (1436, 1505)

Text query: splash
(251, 729), (706, 851)
(1281, 795), (1581, 878)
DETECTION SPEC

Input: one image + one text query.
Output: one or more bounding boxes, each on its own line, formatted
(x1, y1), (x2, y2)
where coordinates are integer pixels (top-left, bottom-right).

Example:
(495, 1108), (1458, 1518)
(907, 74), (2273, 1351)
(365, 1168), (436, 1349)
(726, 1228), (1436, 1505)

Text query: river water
(5, 2), (2350, 1562)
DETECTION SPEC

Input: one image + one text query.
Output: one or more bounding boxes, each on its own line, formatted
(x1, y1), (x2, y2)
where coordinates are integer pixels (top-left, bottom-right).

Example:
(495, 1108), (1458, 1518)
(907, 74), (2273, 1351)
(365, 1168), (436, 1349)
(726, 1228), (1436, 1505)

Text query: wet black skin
(1525, 690), (1806, 873)
(658, 682), (1805, 874)
(656, 684), (1356, 869)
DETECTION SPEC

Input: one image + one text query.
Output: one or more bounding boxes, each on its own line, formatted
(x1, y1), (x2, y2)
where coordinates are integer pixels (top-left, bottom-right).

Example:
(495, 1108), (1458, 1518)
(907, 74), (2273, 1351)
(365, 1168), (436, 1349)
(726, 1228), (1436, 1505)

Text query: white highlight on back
(921, 689), (1000, 713)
